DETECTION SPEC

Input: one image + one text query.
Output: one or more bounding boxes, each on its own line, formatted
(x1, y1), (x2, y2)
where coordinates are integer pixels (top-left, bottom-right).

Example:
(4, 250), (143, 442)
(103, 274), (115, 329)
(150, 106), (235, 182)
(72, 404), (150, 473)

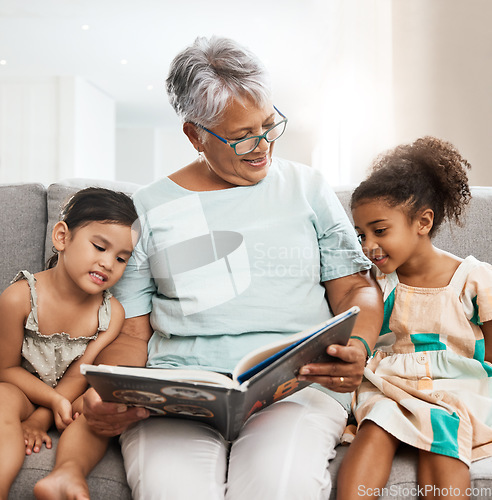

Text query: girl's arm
(50, 297), (126, 429)
(83, 313), (153, 436)
(481, 320), (492, 363)
(0, 281), (66, 410)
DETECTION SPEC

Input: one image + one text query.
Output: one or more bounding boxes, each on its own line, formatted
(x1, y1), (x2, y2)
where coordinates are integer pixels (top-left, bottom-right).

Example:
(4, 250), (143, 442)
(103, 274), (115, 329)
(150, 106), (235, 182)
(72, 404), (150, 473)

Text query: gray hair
(166, 36), (272, 128)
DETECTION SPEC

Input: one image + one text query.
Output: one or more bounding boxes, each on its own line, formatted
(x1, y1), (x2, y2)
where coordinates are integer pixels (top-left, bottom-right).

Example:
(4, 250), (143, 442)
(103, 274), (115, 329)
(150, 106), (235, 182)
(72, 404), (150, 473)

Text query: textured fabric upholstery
(0, 183), (47, 293)
(7, 181), (492, 499)
(10, 431), (131, 500)
(329, 446), (492, 499)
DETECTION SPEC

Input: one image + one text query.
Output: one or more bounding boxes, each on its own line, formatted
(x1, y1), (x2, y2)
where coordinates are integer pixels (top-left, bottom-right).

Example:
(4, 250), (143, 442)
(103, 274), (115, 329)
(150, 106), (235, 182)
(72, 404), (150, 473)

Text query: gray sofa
(5, 179), (492, 500)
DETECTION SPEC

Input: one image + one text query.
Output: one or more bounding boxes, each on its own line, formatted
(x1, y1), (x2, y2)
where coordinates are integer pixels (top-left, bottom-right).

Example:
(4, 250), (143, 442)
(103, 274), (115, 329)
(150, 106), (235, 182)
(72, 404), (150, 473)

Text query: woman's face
(199, 97), (278, 187)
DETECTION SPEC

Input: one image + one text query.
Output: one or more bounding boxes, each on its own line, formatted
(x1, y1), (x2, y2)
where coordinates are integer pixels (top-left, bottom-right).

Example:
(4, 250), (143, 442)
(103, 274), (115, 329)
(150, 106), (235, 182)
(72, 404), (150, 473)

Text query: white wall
(115, 125), (196, 184)
(115, 128), (156, 185)
(0, 76), (115, 185)
(2, 2), (492, 187)
(312, 0), (395, 185)
(391, 0), (492, 186)
(0, 76), (59, 183)
(72, 78), (115, 179)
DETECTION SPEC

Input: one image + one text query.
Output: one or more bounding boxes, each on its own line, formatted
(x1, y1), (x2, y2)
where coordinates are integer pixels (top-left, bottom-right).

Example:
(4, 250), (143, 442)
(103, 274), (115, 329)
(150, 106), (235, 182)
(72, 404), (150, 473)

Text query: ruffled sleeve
(97, 289), (113, 332)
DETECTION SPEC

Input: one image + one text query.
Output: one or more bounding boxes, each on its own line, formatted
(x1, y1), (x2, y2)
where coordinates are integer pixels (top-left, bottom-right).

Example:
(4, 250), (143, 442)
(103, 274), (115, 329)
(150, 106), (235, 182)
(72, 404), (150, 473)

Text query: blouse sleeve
(110, 197), (156, 319)
(309, 171), (371, 282)
(462, 262), (492, 325)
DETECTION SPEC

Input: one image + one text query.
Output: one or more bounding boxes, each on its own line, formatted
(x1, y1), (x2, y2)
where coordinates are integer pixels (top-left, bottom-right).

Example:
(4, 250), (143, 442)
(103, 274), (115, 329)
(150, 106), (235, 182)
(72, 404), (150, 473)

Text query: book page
(231, 307), (359, 382)
(231, 332), (310, 379)
(80, 364), (238, 388)
(231, 322), (332, 380)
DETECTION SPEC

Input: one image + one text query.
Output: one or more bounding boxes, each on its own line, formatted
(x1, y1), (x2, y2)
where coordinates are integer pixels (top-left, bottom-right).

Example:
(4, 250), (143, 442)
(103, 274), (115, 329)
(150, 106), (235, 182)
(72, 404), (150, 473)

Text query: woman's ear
(183, 122), (203, 152)
(417, 208), (434, 235)
(52, 221), (70, 251)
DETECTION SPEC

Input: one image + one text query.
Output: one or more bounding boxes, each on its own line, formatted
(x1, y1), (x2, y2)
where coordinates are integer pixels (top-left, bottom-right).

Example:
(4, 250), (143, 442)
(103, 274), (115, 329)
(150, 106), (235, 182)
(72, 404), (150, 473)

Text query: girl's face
(54, 221), (135, 294)
(197, 96), (278, 187)
(352, 200), (423, 275)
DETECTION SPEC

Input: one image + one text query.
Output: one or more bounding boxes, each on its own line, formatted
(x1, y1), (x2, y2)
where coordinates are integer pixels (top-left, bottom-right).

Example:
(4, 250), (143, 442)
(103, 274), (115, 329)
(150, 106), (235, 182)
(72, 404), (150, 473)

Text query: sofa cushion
(329, 445), (492, 499)
(0, 183), (47, 293)
(9, 430), (131, 500)
(433, 186), (492, 263)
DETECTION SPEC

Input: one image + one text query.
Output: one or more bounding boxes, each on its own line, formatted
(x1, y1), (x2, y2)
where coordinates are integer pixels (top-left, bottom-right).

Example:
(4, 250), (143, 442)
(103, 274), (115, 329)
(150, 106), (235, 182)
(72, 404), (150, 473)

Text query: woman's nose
(255, 136), (270, 153)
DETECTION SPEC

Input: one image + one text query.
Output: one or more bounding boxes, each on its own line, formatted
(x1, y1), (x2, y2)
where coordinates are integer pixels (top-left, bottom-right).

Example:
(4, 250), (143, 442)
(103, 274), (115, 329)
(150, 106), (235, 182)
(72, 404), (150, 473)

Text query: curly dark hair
(350, 136), (471, 236)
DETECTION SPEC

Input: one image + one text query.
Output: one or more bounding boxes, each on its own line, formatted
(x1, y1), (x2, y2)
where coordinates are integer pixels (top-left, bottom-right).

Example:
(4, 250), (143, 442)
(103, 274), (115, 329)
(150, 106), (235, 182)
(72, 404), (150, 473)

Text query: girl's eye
(93, 243), (105, 252)
(375, 228), (386, 235)
(357, 234), (365, 244)
(116, 256), (127, 264)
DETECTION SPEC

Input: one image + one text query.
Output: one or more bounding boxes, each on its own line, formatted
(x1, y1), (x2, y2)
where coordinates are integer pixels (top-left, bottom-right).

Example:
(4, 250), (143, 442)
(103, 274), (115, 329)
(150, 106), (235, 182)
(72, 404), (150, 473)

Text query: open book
(81, 306), (359, 441)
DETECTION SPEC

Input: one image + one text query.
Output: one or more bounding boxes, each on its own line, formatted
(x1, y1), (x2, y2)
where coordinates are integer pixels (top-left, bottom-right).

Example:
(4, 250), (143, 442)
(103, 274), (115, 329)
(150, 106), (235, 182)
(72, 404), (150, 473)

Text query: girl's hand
(21, 418), (52, 455)
(72, 394), (84, 417)
(51, 395), (74, 432)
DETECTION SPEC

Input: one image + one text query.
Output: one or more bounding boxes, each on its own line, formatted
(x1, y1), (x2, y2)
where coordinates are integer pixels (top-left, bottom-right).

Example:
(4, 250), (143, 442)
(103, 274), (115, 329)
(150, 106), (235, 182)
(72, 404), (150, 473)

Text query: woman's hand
(83, 387), (149, 437)
(21, 415), (52, 455)
(298, 340), (368, 392)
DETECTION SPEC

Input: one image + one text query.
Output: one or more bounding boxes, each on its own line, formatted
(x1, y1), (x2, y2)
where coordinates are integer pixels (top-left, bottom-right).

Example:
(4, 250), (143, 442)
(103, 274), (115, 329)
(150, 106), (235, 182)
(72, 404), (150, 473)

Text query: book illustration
(163, 404), (215, 418)
(113, 389), (166, 404)
(160, 386), (217, 401)
(82, 306), (359, 440)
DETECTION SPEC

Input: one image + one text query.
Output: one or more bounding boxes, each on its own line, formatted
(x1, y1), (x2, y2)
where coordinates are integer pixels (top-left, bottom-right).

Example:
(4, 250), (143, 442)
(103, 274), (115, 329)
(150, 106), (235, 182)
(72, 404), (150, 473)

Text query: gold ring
(340, 377), (344, 383)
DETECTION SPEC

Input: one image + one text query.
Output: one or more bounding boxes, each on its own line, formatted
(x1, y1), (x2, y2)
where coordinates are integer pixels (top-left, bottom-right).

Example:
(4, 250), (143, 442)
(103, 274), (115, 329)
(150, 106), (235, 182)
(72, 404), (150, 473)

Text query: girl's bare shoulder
(0, 277), (31, 314)
(109, 296), (125, 316)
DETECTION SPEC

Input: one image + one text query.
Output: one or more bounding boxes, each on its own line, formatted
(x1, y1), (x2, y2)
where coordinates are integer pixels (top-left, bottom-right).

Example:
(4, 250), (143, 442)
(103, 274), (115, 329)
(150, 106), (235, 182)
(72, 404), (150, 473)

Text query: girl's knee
(0, 382), (30, 417)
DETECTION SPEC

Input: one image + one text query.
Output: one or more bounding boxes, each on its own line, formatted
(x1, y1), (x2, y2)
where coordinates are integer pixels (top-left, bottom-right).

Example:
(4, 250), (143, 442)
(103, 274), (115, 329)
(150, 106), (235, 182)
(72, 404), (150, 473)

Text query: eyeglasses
(196, 106), (288, 156)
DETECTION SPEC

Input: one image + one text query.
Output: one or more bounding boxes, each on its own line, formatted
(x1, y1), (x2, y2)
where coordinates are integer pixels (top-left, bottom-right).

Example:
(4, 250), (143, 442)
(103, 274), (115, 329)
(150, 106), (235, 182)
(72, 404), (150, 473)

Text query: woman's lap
(120, 388), (347, 500)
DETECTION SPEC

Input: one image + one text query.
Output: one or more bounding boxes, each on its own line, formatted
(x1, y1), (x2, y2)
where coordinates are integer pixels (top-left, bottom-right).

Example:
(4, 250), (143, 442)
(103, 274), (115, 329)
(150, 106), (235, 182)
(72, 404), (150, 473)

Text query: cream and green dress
(354, 256), (492, 465)
(14, 270), (112, 388)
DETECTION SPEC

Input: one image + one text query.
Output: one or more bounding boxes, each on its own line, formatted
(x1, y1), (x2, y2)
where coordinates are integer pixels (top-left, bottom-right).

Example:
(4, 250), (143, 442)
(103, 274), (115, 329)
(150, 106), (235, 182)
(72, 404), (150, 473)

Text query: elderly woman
(39, 36), (383, 500)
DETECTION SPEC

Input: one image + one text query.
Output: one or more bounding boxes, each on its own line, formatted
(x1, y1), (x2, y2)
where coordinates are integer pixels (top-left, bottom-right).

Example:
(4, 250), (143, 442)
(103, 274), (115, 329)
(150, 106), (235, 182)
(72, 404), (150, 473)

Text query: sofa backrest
(0, 183), (47, 293)
(335, 186), (492, 264)
(1, 180), (490, 295)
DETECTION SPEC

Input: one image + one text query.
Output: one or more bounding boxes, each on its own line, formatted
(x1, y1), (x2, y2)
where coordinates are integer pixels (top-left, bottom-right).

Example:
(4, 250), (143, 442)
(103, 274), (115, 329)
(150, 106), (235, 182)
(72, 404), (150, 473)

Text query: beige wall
(392, 0), (492, 186)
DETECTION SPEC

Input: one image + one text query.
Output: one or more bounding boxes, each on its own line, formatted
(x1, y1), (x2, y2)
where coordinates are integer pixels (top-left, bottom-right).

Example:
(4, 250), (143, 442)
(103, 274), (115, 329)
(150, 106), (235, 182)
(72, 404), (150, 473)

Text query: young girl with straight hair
(337, 137), (492, 499)
(0, 187), (138, 500)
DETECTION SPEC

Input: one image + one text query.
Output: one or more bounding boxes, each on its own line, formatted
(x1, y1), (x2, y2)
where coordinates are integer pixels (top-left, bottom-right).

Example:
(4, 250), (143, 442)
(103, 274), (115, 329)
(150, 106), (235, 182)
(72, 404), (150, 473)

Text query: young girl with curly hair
(337, 137), (492, 499)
